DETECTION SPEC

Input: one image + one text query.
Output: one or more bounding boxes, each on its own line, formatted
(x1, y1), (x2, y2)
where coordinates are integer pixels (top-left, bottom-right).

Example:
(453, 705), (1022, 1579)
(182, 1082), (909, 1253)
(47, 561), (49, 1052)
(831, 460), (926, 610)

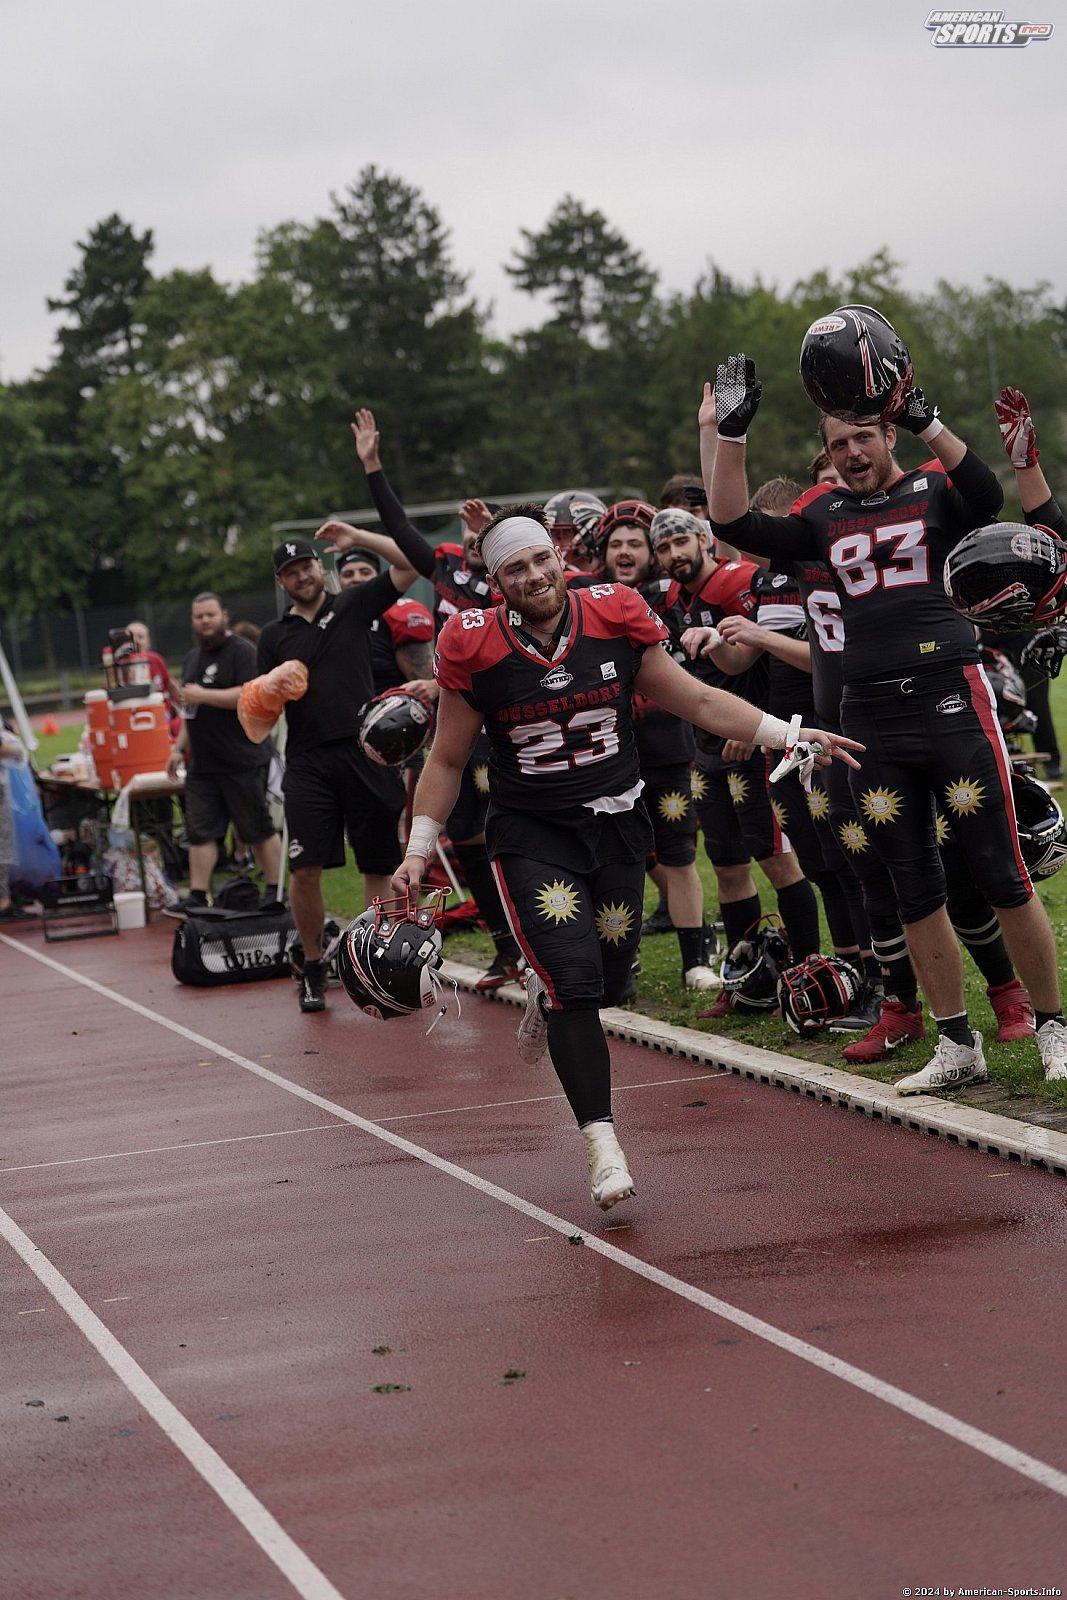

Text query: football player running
(707, 336), (1067, 1089)
(393, 505), (862, 1212)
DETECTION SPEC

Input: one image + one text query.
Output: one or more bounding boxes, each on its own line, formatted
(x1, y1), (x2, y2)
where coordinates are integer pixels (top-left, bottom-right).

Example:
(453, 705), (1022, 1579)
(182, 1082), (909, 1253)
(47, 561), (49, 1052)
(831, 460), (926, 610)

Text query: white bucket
(114, 891), (146, 931)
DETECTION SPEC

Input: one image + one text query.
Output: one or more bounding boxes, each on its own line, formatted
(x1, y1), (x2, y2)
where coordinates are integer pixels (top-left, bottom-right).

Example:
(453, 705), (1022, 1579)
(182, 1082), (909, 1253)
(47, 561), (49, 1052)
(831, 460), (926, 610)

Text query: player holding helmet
(708, 329), (1067, 1088)
(392, 504), (862, 1211)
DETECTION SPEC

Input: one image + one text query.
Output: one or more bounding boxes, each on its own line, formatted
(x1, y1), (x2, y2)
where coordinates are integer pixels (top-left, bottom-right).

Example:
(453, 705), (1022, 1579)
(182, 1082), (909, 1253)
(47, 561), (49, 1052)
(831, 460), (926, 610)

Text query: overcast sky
(3, 0), (1065, 383)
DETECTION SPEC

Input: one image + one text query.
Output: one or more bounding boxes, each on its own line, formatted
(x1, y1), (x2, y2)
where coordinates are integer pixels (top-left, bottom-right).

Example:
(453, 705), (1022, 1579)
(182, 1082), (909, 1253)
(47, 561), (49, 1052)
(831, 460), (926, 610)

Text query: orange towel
(237, 661), (309, 743)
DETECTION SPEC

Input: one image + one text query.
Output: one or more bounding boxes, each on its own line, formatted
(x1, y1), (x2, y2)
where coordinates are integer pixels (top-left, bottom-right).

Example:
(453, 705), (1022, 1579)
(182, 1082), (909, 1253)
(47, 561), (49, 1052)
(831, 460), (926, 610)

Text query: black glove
(1021, 624), (1067, 681)
(893, 386), (940, 436)
(715, 353), (762, 439)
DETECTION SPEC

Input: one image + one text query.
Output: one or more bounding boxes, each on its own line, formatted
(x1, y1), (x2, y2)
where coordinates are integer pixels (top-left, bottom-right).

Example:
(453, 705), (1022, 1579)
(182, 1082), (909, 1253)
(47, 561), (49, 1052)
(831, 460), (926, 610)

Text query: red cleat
(986, 978), (1036, 1042)
(842, 998), (925, 1063)
(698, 991), (732, 1020)
(475, 953), (523, 992)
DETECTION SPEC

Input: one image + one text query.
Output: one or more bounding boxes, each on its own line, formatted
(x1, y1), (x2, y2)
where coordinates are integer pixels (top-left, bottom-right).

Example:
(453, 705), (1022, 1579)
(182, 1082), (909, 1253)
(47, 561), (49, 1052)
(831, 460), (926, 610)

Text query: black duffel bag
(171, 903), (298, 987)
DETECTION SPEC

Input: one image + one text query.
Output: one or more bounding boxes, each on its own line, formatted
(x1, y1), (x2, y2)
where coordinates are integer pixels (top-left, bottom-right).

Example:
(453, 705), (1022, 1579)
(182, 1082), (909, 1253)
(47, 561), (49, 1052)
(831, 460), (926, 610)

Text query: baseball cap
(273, 538), (319, 574)
(336, 546), (382, 573)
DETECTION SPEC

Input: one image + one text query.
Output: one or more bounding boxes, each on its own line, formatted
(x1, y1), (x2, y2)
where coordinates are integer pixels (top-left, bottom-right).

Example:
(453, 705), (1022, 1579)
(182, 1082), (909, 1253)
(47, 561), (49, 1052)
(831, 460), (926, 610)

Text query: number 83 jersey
(434, 584), (669, 810)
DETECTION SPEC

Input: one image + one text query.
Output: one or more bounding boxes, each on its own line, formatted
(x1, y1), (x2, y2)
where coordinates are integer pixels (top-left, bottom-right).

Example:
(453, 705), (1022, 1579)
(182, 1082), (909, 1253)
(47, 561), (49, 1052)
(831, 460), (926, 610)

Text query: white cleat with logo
(895, 1030), (988, 1096)
(1037, 1018), (1067, 1081)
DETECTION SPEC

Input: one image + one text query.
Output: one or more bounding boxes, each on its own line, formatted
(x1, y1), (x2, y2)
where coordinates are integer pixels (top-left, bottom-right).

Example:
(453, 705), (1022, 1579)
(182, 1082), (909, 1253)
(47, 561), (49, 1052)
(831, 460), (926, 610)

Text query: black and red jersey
(714, 460), (1001, 682)
(434, 583), (668, 810)
(749, 566), (813, 719)
(370, 596), (434, 693)
(776, 557), (846, 726)
(655, 558), (768, 751)
(432, 543), (495, 626)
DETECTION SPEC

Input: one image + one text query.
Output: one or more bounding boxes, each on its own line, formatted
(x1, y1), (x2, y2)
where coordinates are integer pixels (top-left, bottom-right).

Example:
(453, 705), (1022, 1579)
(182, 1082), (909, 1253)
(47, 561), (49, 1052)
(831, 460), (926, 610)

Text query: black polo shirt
(257, 574), (401, 759)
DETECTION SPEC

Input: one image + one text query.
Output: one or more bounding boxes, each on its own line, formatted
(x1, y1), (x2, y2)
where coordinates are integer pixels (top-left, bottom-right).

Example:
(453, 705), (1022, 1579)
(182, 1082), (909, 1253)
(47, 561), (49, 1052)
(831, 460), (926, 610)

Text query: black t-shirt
(257, 574), (401, 759)
(181, 633), (267, 776)
(713, 456), (1003, 683)
(777, 557), (846, 727)
(749, 567), (814, 719)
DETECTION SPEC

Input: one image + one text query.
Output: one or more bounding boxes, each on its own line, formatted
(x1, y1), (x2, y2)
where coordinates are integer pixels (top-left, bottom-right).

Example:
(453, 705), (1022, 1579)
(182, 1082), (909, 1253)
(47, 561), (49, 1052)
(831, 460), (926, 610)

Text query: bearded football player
(708, 330), (1067, 1089)
(393, 505), (862, 1212)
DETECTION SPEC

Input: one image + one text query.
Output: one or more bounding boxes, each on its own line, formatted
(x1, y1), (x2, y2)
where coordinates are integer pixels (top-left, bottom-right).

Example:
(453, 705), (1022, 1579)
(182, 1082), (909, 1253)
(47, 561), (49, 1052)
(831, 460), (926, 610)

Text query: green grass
(29, 684), (1067, 1124)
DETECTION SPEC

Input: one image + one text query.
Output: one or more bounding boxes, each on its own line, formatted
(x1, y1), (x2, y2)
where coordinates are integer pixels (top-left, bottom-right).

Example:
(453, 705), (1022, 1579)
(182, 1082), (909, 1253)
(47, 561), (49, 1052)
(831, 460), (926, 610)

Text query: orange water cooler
(83, 690), (113, 783)
(109, 693), (172, 790)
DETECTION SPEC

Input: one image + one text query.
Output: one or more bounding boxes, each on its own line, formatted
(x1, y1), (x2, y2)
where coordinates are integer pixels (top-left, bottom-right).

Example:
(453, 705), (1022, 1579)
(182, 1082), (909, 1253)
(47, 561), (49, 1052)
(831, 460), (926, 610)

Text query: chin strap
(425, 966), (460, 1035)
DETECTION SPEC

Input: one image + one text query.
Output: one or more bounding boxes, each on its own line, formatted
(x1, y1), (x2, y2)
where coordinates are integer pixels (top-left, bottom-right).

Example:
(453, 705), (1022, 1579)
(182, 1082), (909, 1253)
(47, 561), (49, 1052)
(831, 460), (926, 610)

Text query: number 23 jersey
(434, 583), (669, 810)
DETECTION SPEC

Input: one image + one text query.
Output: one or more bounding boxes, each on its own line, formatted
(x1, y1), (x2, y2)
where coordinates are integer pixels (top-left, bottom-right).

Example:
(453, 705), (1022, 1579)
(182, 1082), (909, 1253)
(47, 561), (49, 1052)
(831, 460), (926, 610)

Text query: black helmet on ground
(799, 304), (913, 423)
(720, 918), (792, 1012)
(777, 954), (861, 1038)
(1011, 770), (1067, 880)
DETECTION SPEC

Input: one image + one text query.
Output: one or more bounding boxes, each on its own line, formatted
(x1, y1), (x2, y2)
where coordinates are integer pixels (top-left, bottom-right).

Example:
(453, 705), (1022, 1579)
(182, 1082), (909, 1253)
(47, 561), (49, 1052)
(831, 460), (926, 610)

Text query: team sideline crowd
(164, 305), (1067, 1213)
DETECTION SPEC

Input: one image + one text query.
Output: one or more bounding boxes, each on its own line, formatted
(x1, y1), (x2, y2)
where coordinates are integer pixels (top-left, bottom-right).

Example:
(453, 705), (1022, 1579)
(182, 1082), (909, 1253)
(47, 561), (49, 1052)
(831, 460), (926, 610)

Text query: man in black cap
(334, 543), (435, 694)
(258, 525), (426, 1012)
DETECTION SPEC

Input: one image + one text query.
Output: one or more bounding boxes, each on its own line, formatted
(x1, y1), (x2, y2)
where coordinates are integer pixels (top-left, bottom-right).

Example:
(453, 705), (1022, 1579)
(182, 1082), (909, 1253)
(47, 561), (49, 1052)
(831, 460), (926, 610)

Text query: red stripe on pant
(965, 662), (1032, 897)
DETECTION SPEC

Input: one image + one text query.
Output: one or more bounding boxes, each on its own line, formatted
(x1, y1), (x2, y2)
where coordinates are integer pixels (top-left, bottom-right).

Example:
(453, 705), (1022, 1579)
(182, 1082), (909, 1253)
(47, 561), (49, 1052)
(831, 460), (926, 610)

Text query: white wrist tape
(919, 418), (944, 443)
(407, 814), (443, 859)
(755, 712), (792, 750)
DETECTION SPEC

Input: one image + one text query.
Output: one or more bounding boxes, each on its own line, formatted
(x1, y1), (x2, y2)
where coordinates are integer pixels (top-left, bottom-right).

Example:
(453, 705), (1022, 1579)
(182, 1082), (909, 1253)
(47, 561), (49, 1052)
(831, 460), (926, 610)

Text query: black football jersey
(432, 543), (495, 628)
(749, 567), (813, 718)
(369, 597), (435, 693)
(720, 467), (987, 681)
(656, 558), (768, 751)
(772, 557), (845, 726)
(434, 583), (669, 810)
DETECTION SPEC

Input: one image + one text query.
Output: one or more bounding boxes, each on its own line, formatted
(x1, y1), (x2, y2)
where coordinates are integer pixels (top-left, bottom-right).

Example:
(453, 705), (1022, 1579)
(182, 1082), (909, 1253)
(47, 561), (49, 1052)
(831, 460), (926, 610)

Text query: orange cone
(40, 715), (61, 735)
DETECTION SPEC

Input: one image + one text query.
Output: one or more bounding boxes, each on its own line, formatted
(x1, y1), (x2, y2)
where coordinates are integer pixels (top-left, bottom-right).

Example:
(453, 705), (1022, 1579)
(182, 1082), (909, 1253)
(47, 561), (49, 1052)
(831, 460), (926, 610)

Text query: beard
(517, 570), (568, 626)
(196, 626), (229, 650)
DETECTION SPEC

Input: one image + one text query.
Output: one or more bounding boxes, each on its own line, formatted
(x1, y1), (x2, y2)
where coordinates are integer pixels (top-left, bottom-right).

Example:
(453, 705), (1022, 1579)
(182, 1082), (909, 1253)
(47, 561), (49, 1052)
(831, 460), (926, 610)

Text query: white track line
(0, 1205), (346, 1600)
(0, 1123), (343, 1176)
(5, 933), (1067, 1508)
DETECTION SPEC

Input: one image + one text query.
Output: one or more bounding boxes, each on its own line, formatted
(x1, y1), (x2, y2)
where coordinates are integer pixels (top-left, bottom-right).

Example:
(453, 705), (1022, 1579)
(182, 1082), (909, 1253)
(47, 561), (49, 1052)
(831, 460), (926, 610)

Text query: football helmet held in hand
(336, 890), (449, 1020)
(799, 305), (913, 423)
(358, 688), (435, 767)
(944, 522), (1067, 630)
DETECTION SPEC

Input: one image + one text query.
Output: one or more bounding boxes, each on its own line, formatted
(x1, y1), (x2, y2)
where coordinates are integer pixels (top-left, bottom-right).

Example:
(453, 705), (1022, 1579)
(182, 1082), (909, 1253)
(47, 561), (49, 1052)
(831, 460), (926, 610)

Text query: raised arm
(352, 408), (436, 581)
(894, 383), (1004, 523)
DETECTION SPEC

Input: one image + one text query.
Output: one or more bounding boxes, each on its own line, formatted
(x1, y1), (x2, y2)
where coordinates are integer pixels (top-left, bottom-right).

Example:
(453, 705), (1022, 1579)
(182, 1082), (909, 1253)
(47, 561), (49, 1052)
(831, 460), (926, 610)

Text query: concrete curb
(443, 958), (1067, 1179)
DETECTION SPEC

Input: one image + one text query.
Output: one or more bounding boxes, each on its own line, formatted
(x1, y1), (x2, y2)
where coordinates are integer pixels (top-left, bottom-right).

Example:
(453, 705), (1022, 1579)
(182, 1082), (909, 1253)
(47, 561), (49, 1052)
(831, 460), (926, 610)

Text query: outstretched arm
(351, 408), (436, 581)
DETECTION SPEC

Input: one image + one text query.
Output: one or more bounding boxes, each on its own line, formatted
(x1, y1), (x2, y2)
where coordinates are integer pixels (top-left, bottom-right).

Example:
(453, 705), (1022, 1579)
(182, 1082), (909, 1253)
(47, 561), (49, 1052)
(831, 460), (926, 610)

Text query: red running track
(2, 919), (1066, 1600)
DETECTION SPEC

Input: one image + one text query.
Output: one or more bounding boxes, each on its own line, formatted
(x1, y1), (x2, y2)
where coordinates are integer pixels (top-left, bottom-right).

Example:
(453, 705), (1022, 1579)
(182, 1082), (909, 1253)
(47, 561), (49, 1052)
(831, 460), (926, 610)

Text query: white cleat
(1037, 1018), (1067, 1081)
(583, 1126), (635, 1211)
(516, 970), (549, 1064)
(684, 963), (723, 991)
(895, 1030), (988, 1096)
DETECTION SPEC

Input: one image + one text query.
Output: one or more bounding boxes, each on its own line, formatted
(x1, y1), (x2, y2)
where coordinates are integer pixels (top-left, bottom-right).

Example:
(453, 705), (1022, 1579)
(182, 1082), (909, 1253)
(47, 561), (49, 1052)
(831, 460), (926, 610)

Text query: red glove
(996, 386), (1040, 469)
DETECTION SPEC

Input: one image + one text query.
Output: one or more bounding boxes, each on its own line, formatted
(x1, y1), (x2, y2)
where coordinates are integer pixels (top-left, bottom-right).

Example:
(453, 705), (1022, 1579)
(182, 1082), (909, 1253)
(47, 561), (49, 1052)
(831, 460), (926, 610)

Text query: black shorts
(841, 663), (1031, 921)
(642, 763), (698, 867)
(185, 767), (275, 847)
(692, 747), (788, 868)
(283, 740), (404, 875)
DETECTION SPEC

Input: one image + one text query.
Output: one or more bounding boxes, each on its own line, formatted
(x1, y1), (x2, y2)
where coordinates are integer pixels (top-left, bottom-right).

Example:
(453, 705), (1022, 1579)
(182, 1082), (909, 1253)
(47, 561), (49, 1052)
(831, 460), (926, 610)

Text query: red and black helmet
(336, 891), (448, 1020)
(593, 499), (657, 558)
(777, 954), (861, 1038)
(358, 688), (435, 767)
(799, 304), (913, 423)
(944, 522), (1067, 631)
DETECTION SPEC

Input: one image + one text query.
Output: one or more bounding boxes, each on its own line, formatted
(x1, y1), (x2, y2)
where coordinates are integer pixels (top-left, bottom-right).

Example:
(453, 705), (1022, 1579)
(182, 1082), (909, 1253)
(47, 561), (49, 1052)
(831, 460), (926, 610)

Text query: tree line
(4, 165), (1066, 621)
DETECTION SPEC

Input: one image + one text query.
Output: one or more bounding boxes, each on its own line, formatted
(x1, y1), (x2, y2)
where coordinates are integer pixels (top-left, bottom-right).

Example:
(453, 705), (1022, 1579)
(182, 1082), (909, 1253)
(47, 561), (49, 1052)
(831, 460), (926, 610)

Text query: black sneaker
(828, 977), (885, 1034)
(163, 892), (210, 920)
(640, 899), (673, 937)
(299, 959), (328, 1013)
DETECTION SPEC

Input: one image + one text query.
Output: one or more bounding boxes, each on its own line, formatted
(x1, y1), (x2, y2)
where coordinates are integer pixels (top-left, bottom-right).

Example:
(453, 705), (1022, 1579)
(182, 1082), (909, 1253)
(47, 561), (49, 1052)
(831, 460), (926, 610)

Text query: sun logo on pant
(945, 776), (985, 816)
(935, 811), (951, 846)
(839, 819), (869, 854)
(472, 763), (490, 795)
(770, 797), (787, 830)
(727, 771), (748, 806)
(860, 786), (903, 825)
(690, 770), (708, 802)
(806, 786), (830, 820)
(658, 790), (689, 821)
(535, 879), (580, 924)
(596, 902), (634, 944)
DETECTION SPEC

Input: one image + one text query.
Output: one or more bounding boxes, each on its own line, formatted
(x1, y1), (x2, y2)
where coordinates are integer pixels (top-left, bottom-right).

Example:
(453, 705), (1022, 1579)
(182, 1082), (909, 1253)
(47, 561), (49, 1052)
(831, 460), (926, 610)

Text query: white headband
(480, 517), (555, 576)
